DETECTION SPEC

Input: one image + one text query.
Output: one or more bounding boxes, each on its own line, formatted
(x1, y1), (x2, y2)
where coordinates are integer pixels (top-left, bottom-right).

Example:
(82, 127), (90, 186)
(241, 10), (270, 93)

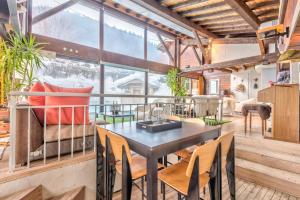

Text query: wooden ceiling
(159, 0), (280, 38)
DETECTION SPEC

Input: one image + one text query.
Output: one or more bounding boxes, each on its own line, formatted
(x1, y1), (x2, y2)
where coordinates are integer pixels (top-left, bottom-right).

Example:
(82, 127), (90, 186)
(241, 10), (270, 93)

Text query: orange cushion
(28, 82), (45, 124)
(44, 83), (93, 125)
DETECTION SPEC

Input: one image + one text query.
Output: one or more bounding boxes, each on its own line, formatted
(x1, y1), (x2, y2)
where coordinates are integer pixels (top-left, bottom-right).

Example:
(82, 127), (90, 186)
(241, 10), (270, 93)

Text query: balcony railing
(6, 92), (223, 173)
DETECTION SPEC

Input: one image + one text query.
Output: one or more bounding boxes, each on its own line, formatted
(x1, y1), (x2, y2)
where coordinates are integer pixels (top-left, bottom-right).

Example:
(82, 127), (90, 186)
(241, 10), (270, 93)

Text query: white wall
(211, 44), (260, 63)
(258, 64), (277, 89)
(231, 69), (261, 102)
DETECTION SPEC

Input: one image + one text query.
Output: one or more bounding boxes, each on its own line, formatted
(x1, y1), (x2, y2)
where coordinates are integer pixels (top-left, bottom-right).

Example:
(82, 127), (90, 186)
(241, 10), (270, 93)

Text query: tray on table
(136, 120), (182, 133)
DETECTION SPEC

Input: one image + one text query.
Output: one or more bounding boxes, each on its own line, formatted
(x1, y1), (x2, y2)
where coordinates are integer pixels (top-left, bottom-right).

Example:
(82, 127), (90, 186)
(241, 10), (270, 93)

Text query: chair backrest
(183, 118), (205, 126)
(96, 126), (110, 148)
(167, 115), (181, 121)
(186, 139), (219, 177)
(218, 132), (234, 162)
(106, 131), (133, 164)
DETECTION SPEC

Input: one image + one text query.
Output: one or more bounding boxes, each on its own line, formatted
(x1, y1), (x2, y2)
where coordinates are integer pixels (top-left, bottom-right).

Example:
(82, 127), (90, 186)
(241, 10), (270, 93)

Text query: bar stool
(242, 104), (271, 136)
(106, 131), (164, 200)
(158, 139), (220, 200)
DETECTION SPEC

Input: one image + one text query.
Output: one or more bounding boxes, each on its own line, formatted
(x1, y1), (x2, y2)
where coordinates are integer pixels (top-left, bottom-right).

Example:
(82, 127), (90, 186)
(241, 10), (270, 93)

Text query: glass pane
(104, 13), (144, 59)
(32, 2), (99, 48)
(104, 65), (145, 95)
(32, 0), (69, 17)
(148, 73), (171, 97)
(147, 30), (174, 65)
(209, 79), (219, 95)
(35, 57), (100, 105)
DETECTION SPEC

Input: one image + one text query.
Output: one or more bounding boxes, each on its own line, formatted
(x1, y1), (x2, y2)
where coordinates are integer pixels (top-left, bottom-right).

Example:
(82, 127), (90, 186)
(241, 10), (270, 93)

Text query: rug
(202, 117), (231, 126)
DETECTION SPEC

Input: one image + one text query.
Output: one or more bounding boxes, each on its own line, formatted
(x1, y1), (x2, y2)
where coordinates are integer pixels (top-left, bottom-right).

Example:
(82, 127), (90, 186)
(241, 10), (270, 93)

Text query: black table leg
(226, 137), (236, 200)
(147, 156), (158, 200)
(96, 136), (105, 200)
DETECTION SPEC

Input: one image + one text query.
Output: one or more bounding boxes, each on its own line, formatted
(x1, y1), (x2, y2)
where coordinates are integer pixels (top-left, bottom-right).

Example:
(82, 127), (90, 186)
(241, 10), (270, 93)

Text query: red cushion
(28, 82), (45, 124)
(44, 83), (93, 125)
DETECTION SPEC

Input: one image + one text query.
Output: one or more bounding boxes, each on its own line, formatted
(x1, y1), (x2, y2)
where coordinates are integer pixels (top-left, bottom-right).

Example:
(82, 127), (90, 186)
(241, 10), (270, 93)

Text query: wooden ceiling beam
(180, 45), (190, 56)
(211, 26), (252, 33)
(183, 52), (279, 72)
(156, 33), (175, 64)
(190, 9), (237, 21)
(204, 23), (249, 30)
(181, 37), (260, 45)
(130, 0), (218, 38)
(170, 0), (209, 11)
(179, 2), (227, 16)
(278, 0), (288, 24)
(192, 46), (202, 66)
(224, 0), (260, 30)
(32, 0), (80, 24)
(197, 16), (245, 25)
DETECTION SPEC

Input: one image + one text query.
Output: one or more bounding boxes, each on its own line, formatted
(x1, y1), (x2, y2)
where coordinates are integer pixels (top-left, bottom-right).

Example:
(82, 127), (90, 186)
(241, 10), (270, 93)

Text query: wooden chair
(97, 126), (119, 200)
(106, 131), (164, 200)
(175, 118), (205, 160)
(218, 132), (235, 200)
(158, 139), (220, 200)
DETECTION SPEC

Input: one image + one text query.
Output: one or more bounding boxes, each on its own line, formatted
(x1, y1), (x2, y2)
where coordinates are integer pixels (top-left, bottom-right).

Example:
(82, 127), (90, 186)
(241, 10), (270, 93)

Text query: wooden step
(235, 135), (300, 157)
(236, 158), (300, 197)
(1, 185), (42, 200)
(48, 186), (85, 200)
(236, 145), (300, 174)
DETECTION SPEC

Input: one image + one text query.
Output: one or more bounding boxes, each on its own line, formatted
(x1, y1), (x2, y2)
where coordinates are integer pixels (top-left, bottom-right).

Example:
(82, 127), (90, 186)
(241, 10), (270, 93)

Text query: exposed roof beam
(190, 9), (237, 21)
(278, 0), (288, 24)
(193, 30), (206, 54)
(198, 16), (245, 25)
(181, 37), (262, 45)
(205, 23), (249, 30)
(156, 33), (175, 64)
(192, 46), (202, 66)
(32, 0), (80, 24)
(130, 0), (217, 38)
(180, 45), (190, 56)
(170, 0), (209, 11)
(179, 2), (227, 16)
(224, 0), (260, 30)
(183, 52), (279, 72)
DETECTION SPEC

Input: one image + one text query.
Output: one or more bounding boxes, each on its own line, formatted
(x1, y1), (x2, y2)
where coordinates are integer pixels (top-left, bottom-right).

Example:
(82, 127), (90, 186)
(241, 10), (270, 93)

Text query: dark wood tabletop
(100, 121), (222, 200)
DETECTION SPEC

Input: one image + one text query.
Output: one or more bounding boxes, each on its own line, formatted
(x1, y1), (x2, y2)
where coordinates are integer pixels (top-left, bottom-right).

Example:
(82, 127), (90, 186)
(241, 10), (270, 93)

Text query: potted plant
(0, 32), (44, 105)
(166, 68), (187, 101)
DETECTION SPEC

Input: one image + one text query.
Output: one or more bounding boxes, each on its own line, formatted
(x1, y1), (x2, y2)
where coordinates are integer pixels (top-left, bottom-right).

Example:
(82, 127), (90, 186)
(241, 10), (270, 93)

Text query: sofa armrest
(15, 108), (43, 165)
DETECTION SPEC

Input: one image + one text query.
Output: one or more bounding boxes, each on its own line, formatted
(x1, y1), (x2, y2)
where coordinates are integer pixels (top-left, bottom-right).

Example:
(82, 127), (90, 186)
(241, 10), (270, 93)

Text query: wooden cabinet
(258, 84), (300, 143)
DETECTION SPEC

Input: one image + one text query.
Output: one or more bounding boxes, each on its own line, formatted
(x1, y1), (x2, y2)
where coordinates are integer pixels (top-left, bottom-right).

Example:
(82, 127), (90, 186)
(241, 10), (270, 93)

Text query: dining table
(96, 121), (235, 200)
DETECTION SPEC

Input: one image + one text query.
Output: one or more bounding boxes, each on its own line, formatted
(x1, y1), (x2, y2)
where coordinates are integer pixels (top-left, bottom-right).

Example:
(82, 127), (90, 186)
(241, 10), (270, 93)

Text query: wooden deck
(112, 177), (300, 200)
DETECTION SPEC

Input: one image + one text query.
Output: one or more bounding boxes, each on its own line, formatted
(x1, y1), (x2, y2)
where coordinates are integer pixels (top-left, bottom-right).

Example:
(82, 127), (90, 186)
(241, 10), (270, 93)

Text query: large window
(148, 73), (171, 96)
(104, 65), (145, 105)
(147, 30), (174, 65)
(32, 2), (100, 48)
(209, 79), (220, 95)
(104, 13), (144, 59)
(35, 57), (100, 105)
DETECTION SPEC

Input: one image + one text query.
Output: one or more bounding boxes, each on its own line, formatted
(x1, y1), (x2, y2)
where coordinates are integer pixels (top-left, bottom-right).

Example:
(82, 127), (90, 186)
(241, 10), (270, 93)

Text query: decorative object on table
(166, 68), (187, 102)
(136, 120), (182, 132)
(111, 101), (121, 115)
(0, 31), (45, 104)
(253, 78), (259, 89)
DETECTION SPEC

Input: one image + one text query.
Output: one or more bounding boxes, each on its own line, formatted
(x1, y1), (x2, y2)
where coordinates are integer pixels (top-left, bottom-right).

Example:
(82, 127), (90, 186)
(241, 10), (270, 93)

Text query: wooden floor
(113, 115), (300, 200)
(112, 176), (300, 200)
